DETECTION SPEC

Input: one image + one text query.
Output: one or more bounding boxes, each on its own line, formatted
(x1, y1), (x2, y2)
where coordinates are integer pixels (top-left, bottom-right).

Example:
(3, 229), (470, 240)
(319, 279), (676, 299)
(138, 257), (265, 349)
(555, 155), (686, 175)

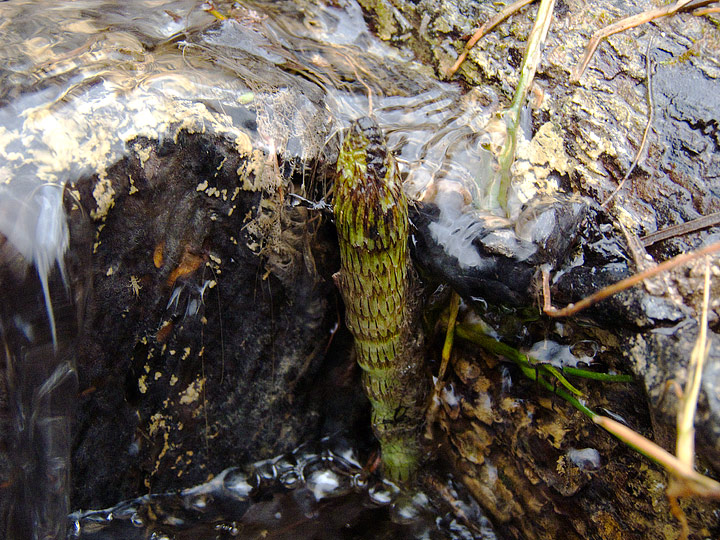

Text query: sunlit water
(0, 1), (541, 538)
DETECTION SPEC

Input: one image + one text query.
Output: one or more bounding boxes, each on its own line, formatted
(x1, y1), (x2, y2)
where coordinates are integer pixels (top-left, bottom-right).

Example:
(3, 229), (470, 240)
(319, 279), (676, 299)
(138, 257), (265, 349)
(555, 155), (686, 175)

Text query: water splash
(0, 229), (87, 540)
(0, 181), (69, 347)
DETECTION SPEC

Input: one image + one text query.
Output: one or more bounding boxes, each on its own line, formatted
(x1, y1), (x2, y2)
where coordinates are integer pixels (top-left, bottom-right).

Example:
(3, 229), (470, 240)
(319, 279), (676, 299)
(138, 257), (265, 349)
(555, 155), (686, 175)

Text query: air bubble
(188, 493), (209, 510)
(254, 460), (277, 480)
(222, 468), (253, 499)
(130, 512), (144, 527)
(367, 480), (400, 505)
(352, 473), (368, 490)
(279, 469), (301, 489)
(306, 468), (342, 500)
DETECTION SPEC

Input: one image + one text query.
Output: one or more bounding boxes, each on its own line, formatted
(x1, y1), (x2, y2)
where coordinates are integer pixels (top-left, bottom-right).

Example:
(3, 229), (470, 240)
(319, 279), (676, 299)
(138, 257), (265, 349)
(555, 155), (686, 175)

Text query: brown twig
(641, 211), (720, 247)
(543, 240), (720, 317)
(571, 0), (718, 82)
(694, 6), (720, 14)
(446, 0), (536, 78)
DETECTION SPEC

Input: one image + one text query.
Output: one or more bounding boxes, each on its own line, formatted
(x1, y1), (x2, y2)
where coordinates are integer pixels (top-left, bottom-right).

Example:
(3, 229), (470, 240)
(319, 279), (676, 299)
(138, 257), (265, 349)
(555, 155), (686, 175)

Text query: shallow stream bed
(1, 1), (719, 539)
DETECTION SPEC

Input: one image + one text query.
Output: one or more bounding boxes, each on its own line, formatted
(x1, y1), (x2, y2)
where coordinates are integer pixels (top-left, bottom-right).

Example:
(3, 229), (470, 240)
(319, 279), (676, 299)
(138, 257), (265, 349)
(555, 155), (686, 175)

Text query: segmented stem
(334, 117), (427, 482)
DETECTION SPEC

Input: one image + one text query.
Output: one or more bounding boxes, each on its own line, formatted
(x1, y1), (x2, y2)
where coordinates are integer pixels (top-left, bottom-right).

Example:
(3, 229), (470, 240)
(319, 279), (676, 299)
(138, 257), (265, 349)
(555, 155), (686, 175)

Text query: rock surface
(360, 0), (720, 538)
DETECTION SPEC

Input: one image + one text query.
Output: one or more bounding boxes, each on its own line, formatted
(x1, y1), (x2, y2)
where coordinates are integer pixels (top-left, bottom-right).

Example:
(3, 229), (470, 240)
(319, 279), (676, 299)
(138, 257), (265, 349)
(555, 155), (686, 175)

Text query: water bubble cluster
(68, 436), (490, 539)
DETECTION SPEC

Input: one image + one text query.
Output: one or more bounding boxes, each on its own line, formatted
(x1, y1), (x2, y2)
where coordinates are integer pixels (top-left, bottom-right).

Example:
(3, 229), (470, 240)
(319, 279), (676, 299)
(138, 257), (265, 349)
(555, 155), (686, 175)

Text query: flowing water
(0, 1), (559, 538)
(68, 435), (493, 539)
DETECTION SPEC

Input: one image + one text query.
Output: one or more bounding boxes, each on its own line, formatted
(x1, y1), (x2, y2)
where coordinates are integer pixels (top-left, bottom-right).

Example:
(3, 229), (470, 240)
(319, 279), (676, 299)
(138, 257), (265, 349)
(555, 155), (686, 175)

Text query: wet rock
(0, 1), (368, 520)
(411, 194), (588, 307)
(66, 130), (358, 509)
(629, 319), (720, 469)
(361, 0), (720, 233)
(361, 0), (720, 537)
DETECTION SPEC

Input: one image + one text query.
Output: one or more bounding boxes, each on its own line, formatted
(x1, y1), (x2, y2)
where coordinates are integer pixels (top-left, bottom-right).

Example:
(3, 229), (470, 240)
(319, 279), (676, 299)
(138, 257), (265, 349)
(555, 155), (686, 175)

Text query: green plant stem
(454, 313), (720, 503)
(335, 117), (427, 483)
(491, 0), (556, 212)
(562, 367), (634, 382)
(454, 323), (596, 418)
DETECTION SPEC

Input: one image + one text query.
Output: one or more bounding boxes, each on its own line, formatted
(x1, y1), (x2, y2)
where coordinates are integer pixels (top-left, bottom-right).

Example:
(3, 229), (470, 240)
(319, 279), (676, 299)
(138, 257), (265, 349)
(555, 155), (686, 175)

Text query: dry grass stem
(593, 415), (720, 496)
(543, 240), (720, 318)
(641, 211), (720, 247)
(438, 291), (460, 384)
(693, 6), (720, 15)
(447, 0), (536, 78)
(589, 260), (717, 539)
(664, 260), (714, 538)
(571, 0), (719, 82)
(676, 261), (711, 468)
(425, 291), (461, 436)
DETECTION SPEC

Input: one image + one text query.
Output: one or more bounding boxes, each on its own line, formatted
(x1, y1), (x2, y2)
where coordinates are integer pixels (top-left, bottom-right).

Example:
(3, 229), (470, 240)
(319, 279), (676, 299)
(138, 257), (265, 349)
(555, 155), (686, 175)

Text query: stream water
(68, 435), (493, 539)
(0, 1), (559, 538)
